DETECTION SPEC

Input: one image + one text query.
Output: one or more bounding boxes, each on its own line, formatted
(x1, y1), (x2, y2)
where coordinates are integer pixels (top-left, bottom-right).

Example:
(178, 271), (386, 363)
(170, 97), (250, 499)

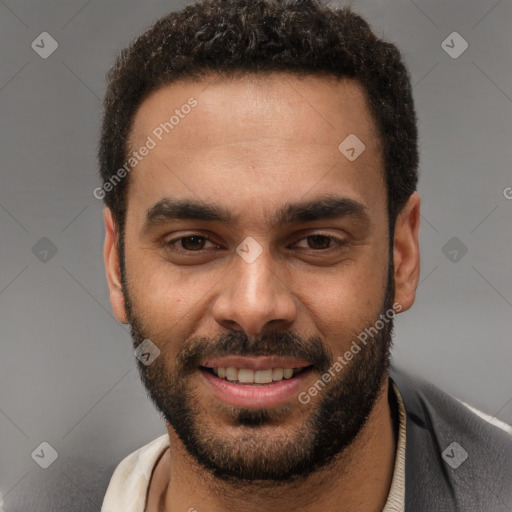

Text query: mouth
(199, 356), (314, 408)
(201, 366), (311, 384)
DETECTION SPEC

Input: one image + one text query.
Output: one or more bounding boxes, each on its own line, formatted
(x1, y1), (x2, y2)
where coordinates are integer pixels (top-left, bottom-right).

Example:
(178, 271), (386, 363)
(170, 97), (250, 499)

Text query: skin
(103, 73), (420, 512)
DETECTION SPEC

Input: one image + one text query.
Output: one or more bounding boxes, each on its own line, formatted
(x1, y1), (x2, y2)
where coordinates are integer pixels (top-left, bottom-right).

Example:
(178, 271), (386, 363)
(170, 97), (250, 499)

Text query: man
(98, 1), (512, 511)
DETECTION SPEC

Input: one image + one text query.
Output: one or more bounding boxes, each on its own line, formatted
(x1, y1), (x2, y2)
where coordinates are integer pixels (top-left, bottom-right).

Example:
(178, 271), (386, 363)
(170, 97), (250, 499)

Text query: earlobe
(103, 207), (128, 324)
(392, 192), (421, 313)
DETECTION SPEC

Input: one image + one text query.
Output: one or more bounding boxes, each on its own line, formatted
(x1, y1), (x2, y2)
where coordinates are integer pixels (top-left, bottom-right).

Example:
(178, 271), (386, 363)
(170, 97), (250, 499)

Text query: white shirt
(102, 383), (408, 512)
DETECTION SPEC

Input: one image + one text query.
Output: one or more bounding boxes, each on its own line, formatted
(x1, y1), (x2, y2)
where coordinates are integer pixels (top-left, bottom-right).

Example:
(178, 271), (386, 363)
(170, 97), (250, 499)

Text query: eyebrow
(142, 196), (369, 234)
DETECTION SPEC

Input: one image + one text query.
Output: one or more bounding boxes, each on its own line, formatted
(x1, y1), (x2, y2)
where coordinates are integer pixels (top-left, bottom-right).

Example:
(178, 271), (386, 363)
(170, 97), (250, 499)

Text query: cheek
(126, 250), (222, 333)
(297, 258), (388, 351)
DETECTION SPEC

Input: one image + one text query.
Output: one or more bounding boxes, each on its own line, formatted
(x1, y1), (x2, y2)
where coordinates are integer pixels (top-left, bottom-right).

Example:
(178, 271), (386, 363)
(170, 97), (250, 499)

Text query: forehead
(126, 73), (385, 225)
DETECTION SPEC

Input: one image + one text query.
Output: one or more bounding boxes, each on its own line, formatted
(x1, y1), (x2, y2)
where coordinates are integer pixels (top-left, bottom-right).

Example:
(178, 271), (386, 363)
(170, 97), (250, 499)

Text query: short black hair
(98, 0), (418, 241)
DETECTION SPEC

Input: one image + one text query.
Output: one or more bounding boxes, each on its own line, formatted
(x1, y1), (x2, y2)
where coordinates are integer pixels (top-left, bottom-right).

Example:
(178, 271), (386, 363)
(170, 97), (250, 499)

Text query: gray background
(1, 0), (511, 510)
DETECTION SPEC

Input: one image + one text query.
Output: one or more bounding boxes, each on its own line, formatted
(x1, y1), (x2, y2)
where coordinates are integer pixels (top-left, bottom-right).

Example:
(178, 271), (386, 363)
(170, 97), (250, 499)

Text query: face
(104, 73), (419, 483)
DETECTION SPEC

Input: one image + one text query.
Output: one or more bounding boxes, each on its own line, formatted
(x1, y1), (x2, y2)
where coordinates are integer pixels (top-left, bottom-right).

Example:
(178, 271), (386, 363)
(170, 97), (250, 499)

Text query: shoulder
(101, 434), (170, 512)
(389, 365), (512, 511)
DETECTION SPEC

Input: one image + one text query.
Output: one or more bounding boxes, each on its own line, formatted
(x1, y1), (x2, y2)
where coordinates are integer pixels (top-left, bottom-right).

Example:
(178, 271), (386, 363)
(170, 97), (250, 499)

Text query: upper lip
(201, 356), (312, 371)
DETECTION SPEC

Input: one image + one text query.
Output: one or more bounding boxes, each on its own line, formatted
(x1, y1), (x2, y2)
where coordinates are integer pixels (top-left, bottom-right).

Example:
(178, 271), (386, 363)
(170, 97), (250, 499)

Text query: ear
(103, 207), (128, 324)
(392, 192), (421, 313)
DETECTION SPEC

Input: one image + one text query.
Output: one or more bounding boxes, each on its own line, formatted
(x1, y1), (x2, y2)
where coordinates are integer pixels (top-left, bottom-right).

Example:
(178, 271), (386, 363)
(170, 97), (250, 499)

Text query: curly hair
(98, 0), (418, 241)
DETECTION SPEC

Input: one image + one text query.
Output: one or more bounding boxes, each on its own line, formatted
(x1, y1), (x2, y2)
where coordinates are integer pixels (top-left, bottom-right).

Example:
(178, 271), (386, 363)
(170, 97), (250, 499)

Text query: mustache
(175, 330), (333, 375)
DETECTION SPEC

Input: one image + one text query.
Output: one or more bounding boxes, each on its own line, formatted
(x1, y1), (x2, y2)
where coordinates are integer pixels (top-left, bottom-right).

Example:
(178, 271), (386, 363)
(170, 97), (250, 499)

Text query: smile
(199, 356), (314, 407)
(204, 366), (309, 384)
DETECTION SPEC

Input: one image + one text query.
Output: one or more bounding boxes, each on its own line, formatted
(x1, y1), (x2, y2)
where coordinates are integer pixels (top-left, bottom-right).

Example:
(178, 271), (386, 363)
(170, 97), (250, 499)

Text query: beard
(122, 261), (395, 485)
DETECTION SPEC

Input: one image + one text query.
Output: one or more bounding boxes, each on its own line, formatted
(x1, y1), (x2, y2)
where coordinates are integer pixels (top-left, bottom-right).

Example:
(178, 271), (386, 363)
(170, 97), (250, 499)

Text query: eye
(165, 235), (221, 252)
(292, 234), (345, 251)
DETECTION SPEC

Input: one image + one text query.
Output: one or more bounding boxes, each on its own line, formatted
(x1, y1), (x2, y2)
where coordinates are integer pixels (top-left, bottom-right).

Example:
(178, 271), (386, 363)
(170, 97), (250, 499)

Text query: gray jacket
(389, 366), (512, 511)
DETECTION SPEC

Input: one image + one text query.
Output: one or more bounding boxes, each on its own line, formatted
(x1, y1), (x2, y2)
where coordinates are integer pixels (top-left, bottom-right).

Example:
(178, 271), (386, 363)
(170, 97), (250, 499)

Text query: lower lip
(200, 368), (312, 408)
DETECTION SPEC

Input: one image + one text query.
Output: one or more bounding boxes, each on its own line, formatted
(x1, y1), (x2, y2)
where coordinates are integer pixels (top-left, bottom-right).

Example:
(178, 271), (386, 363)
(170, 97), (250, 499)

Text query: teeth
(254, 369), (273, 384)
(211, 367), (304, 383)
(238, 368), (254, 383)
(272, 368), (284, 381)
(226, 367), (238, 381)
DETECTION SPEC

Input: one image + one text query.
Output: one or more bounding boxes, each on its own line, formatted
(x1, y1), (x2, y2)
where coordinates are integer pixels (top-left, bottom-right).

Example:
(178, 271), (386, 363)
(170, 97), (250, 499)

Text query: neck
(154, 378), (397, 512)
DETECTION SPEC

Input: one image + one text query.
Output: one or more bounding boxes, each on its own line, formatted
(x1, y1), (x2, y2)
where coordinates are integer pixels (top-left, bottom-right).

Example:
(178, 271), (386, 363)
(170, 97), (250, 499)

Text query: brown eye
(306, 235), (333, 250)
(291, 233), (347, 253)
(179, 236), (208, 251)
(164, 234), (222, 254)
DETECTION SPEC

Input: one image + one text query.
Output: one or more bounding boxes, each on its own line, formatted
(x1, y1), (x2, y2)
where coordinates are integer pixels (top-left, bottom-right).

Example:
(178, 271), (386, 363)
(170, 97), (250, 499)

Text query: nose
(211, 246), (297, 336)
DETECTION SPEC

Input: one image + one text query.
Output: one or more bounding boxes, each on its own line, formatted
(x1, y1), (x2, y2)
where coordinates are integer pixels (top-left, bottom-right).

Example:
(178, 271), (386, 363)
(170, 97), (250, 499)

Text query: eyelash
(164, 233), (347, 254)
